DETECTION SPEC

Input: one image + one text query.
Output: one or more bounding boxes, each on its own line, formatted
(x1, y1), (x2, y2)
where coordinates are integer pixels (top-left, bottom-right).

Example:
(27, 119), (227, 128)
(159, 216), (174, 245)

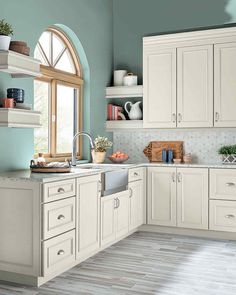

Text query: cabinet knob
(134, 172), (139, 176)
(57, 249), (65, 256)
(225, 214), (235, 219)
(171, 172), (176, 182)
(58, 187), (65, 193)
(177, 172), (182, 182)
(215, 112), (220, 122)
(57, 214), (65, 220)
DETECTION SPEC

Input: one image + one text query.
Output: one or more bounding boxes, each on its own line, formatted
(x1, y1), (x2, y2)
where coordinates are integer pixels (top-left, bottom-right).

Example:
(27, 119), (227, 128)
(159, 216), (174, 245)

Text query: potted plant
(0, 19), (13, 51)
(93, 136), (113, 164)
(218, 144), (236, 164)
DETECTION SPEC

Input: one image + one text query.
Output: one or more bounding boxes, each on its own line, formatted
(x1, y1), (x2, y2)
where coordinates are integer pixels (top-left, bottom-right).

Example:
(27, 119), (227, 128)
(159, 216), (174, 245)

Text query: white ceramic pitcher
(124, 101), (142, 120)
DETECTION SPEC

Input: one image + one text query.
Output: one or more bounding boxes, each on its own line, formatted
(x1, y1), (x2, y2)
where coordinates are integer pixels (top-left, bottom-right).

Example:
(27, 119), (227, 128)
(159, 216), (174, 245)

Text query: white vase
(93, 151), (106, 164)
(0, 35), (11, 51)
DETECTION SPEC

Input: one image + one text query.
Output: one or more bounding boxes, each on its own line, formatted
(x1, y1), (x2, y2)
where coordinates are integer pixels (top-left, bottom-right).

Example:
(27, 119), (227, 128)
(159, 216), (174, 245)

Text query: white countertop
(0, 162), (236, 183)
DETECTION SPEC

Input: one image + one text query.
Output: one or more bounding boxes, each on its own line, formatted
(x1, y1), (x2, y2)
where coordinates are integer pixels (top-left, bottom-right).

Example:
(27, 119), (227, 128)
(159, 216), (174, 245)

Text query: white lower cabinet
(147, 167), (208, 230)
(128, 180), (144, 231)
(101, 191), (129, 247)
(177, 168), (208, 229)
(148, 167), (177, 226)
(76, 174), (101, 261)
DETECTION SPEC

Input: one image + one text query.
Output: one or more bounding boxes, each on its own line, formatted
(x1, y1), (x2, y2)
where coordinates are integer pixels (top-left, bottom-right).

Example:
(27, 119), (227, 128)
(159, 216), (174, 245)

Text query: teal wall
(113, 0), (236, 83)
(0, 0), (113, 172)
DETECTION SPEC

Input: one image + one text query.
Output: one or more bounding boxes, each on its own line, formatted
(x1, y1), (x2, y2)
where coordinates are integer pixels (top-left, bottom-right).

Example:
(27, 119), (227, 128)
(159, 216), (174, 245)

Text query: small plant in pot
(218, 144), (236, 164)
(93, 136), (113, 164)
(0, 19), (13, 51)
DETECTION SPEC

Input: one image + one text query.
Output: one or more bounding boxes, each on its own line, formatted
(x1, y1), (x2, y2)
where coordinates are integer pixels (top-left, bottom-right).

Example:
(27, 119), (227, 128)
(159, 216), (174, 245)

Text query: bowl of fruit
(108, 151), (129, 164)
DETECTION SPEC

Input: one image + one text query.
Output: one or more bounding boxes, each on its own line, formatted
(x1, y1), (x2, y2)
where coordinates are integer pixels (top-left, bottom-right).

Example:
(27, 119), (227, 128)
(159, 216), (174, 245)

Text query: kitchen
(1, 0), (236, 294)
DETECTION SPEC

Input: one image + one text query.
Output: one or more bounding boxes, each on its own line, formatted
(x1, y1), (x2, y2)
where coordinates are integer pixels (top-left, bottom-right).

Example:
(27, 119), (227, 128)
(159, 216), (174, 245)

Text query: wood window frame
(34, 27), (83, 162)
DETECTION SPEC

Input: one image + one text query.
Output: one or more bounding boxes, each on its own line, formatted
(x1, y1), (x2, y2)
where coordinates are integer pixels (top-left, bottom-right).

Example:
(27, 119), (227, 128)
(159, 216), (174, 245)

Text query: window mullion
(51, 80), (57, 157)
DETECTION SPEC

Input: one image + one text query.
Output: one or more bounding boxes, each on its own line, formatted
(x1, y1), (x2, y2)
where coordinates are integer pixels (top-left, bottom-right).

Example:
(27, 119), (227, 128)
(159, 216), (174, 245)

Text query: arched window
(34, 27), (83, 160)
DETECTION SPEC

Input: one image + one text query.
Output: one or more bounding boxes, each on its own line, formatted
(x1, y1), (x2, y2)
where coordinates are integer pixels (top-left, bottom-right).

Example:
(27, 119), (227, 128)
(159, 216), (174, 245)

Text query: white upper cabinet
(214, 42), (236, 127)
(177, 45), (213, 127)
(143, 47), (176, 128)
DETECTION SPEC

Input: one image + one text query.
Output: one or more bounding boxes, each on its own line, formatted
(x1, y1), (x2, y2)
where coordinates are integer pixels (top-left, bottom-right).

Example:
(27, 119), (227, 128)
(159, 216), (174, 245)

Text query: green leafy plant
(0, 19), (13, 36)
(94, 136), (112, 152)
(218, 144), (236, 155)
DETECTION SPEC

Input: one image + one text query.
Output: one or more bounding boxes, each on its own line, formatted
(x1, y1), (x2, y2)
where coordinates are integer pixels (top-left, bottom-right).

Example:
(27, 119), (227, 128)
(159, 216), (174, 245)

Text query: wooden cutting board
(143, 141), (183, 162)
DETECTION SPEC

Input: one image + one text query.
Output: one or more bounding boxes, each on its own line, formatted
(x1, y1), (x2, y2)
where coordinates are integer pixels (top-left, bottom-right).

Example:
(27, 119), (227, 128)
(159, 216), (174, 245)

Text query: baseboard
(140, 224), (236, 241)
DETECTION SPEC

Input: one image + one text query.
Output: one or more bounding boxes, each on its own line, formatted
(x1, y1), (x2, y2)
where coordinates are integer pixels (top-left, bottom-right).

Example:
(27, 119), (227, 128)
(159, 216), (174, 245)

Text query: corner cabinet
(147, 167), (208, 230)
(143, 27), (236, 129)
(143, 47), (176, 128)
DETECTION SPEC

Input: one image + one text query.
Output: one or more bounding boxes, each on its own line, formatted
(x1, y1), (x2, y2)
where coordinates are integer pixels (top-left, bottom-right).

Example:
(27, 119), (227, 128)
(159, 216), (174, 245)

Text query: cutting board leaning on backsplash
(143, 141), (183, 162)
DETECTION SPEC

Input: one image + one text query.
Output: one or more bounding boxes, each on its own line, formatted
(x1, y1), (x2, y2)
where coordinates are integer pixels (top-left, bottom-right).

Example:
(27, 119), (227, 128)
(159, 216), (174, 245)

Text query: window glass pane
(34, 44), (49, 66)
(52, 33), (65, 65)
(55, 49), (76, 74)
(56, 84), (76, 154)
(34, 81), (50, 154)
(39, 31), (51, 65)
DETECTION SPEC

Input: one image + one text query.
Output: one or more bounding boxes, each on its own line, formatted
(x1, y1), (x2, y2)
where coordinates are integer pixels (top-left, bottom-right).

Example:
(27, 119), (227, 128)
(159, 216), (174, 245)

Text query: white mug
(114, 70), (127, 86)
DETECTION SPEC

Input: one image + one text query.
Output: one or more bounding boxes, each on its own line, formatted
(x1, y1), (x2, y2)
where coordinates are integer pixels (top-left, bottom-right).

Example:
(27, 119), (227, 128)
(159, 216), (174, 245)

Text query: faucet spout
(71, 132), (94, 166)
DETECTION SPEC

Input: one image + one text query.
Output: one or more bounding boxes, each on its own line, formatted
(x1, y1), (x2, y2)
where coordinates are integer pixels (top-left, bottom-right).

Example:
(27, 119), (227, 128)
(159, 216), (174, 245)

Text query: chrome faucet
(71, 131), (95, 166)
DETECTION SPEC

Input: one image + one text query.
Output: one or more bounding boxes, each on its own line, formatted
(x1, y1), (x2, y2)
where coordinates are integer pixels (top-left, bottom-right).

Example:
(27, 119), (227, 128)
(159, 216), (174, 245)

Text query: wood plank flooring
(1, 231), (236, 295)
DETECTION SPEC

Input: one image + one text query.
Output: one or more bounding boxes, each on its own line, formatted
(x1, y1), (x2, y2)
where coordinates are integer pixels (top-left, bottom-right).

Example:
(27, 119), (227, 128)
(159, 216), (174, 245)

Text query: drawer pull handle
(58, 187), (65, 193)
(57, 214), (65, 220)
(57, 249), (65, 256)
(134, 172), (139, 176)
(226, 182), (235, 187)
(225, 214), (235, 219)
(129, 188), (133, 198)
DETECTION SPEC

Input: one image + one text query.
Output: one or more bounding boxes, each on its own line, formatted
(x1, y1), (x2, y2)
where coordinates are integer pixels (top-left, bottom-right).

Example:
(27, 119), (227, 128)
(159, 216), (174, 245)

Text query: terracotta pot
(93, 151), (106, 164)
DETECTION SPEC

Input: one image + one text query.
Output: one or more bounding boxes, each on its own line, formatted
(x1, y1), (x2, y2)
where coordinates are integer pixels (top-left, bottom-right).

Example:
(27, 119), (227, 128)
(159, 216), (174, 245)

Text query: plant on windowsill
(93, 136), (113, 164)
(0, 19), (13, 51)
(218, 144), (236, 164)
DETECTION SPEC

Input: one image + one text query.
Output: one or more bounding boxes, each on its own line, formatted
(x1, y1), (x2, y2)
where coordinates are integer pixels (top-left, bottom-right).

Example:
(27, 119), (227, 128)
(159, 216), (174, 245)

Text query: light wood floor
(1, 231), (236, 295)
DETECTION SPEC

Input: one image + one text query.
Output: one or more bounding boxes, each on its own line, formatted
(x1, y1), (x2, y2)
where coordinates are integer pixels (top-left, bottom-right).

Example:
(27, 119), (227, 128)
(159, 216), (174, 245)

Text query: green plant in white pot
(218, 144), (236, 164)
(93, 136), (113, 164)
(0, 19), (13, 51)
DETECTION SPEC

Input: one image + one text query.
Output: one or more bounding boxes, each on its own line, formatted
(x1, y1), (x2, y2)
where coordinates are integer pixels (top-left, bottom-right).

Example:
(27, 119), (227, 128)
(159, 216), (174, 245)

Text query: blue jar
(168, 149), (174, 163)
(162, 149), (168, 163)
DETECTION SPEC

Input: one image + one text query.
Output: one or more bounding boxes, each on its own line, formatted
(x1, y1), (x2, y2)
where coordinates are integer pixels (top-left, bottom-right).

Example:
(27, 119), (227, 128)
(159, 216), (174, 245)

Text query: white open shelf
(106, 120), (143, 131)
(0, 50), (41, 78)
(0, 108), (41, 128)
(106, 85), (143, 98)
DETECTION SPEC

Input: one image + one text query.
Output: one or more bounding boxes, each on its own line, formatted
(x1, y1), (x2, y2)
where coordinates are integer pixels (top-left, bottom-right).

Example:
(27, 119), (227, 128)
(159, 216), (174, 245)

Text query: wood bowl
(108, 156), (129, 164)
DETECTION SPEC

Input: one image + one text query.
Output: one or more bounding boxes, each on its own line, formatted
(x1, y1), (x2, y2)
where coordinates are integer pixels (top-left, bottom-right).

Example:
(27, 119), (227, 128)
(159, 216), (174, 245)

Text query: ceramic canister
(114, 70), (127, 86)
(123, 73), (138, 86)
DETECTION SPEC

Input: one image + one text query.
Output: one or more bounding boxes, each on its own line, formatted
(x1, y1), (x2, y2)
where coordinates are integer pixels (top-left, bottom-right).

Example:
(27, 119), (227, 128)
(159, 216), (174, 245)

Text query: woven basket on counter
(221, 154), (236, 164)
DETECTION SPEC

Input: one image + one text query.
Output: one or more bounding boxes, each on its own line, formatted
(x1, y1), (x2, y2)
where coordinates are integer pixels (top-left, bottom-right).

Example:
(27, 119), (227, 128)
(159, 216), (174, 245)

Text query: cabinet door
(143, 47), (176, 128)
(177, 168), (208, 229)
(76, 174), (101, 260)
(147, 167), (177, 226)
(101, 195), (116, 247)
(214, 42), (236, 127)
(116, 191), (130, 239)
(177, 45), (213, 127)
(129, 180), (144, 231)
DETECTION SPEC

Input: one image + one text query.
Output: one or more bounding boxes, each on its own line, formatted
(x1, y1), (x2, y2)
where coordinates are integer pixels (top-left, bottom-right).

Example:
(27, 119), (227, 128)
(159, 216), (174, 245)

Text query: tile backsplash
(113, 129), (236, 164)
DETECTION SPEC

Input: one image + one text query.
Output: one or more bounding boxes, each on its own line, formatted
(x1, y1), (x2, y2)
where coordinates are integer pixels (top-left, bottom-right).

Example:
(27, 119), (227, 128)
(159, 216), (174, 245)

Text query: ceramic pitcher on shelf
(124, 101), (142, 120)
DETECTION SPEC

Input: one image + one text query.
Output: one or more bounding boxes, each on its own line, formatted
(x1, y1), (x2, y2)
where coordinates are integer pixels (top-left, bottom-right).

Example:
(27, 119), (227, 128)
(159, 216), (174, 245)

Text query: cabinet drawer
(210, 200), (236, 232)
(129, 167), (143, 182)
(43, 179), (75, 203)
(43, 197), (76, 240)
(42, 230), (75, 276)
(210, 169), (236, 200)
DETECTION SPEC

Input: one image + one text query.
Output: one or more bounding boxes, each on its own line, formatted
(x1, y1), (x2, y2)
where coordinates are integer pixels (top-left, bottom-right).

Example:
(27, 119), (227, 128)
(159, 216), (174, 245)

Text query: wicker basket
(221, 154), (236, 164)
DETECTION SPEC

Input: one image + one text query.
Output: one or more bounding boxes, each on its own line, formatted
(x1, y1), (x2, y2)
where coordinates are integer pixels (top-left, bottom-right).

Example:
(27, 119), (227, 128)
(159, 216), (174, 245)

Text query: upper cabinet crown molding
(143, 26), (236, 46)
